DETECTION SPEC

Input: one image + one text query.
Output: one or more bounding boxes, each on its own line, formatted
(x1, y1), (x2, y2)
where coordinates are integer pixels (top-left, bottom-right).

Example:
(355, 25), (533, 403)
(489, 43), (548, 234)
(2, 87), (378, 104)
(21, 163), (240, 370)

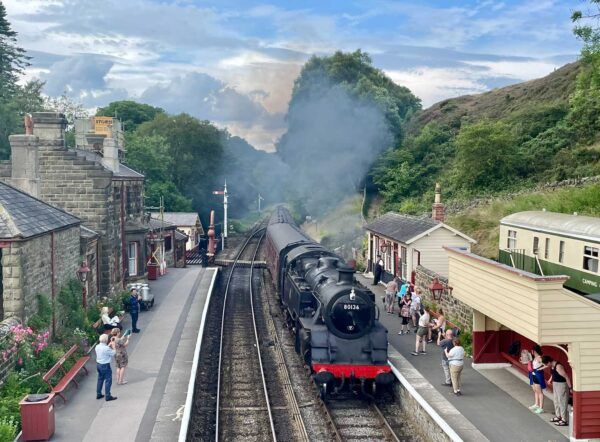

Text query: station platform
(357, 274), (569, 442)
(49, 266), (218, 442)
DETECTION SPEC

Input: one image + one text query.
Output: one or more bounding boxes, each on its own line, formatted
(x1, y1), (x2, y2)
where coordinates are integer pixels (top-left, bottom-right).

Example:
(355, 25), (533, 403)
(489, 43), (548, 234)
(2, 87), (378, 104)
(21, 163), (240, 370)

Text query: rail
(214, 224), (276, 441)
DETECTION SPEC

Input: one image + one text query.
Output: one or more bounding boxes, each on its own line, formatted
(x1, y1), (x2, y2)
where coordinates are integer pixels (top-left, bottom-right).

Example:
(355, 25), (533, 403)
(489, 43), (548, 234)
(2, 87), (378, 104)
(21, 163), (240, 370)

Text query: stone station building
(0, 181), (81, 321)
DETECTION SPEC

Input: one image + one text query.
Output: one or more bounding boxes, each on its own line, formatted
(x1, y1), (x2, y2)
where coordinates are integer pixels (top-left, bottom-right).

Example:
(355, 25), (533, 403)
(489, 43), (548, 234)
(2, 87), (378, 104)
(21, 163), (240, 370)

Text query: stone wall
(37, 150), (123, 295)
(1, 226), (80, 321)
(414, 265), (473, 330)
(81, 237), (100, 304)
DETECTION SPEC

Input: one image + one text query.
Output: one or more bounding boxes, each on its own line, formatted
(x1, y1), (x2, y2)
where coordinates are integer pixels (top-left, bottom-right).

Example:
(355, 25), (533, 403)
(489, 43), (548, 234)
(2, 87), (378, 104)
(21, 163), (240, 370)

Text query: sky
(4, 0), (583, 151)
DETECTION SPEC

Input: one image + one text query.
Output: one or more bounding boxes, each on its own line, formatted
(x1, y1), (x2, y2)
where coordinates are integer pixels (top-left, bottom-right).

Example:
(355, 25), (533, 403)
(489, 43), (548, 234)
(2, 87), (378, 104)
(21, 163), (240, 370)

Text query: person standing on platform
(398, 292), (412, 334)
(439, 329), (454, 386)
(384, 278), (398, 313)
(445, 338), (465, 395)
(129, 288), (142, 333)
(95, 334), (117, 401)
(411, 307), (430, 356)
(111, 328), (131, 385)
(373, 255), (384, 285)
(543, 356), (571, 427)
(410, 288), (422, 331)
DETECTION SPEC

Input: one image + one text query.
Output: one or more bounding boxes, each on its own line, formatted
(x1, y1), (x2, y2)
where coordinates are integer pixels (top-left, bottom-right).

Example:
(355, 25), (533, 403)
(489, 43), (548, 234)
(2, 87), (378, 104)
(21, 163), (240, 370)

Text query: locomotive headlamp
(349, 288), (356, 301)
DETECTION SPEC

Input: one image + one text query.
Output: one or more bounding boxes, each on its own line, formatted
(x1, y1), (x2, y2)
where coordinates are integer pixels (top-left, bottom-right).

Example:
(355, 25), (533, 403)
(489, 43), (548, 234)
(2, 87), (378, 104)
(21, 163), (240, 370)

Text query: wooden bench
(428, 310), (460, 339)
(42, 344), (90, 403)
(92, 308), (125, 335)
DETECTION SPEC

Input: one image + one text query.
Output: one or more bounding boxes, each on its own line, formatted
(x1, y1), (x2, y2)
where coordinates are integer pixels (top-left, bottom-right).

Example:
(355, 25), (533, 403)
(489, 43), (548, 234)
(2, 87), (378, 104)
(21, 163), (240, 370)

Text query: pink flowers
(0, 325), (49, 362)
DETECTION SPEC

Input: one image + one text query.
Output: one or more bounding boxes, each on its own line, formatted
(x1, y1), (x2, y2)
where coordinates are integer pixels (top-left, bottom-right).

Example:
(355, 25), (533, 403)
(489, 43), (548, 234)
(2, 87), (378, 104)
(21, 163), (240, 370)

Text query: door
(401, 246), (407, 280)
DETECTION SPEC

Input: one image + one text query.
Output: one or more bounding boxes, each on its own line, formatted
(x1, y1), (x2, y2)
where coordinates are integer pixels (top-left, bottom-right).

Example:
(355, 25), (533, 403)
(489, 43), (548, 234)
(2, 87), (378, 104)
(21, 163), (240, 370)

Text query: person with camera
(95, 334), (117, 401)
(128, 288), (142, 333)
(111, 328), (131, 385)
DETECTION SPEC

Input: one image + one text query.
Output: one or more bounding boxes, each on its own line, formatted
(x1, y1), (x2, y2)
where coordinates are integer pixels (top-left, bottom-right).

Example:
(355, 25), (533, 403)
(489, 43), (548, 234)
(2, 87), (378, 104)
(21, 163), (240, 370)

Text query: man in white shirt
(95, 334), (117, 401)
(410, 289), (422, 330)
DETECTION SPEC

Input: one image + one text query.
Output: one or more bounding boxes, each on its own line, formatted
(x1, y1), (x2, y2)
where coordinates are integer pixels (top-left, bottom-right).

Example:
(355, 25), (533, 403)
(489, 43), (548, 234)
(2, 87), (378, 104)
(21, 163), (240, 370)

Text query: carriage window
(559, 241), (565, 263)
(583, 246), (599, 272)
(544, 238), (550, 259)
(533, 237), (539, 255)
(507, 230), (517, 249)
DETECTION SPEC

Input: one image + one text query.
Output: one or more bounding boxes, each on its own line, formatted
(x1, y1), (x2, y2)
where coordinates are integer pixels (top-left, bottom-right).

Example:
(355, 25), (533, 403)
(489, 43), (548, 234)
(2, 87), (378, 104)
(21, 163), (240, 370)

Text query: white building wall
(413, 228), (473, 277)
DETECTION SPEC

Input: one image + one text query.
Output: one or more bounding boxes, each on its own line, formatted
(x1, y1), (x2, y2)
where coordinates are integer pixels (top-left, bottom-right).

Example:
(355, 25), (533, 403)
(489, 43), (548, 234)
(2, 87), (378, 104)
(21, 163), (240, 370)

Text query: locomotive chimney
(337, 266), (355, 284)
(432, 182), (445, 223)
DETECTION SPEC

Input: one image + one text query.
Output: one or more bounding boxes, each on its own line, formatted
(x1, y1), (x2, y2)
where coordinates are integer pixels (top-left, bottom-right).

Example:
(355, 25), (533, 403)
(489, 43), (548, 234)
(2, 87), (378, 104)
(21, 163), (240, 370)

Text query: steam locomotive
(265, 207), (393, 396)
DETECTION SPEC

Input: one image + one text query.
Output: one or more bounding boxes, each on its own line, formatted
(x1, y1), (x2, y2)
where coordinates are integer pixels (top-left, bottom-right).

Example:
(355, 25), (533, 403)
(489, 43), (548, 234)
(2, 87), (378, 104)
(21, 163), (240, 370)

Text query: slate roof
(365, 212), (440, 244)
(501, 211), (600, 242)
(161, 212), (200, 227)
(148, 217), (176, 230)
(0, 181), (80, 239)
(80, 225), (100, 239)
(174, 230), (188, 241)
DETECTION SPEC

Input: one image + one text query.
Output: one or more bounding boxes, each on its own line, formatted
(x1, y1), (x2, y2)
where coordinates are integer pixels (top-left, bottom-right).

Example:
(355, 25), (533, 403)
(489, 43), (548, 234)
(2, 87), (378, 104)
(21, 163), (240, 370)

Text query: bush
(26, 295), (52, 332)
(0, 415), (18, 442)
(0, 372), (30, 428)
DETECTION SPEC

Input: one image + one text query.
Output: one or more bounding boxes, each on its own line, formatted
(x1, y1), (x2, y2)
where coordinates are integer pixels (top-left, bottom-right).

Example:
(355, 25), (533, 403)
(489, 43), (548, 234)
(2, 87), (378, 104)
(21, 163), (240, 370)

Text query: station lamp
(428, 277), (445, 301)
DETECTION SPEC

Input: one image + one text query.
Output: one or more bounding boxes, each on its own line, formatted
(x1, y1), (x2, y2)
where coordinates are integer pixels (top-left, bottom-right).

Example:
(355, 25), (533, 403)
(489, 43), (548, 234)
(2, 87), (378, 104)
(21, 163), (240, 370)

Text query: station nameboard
(94, 117), (113, 136)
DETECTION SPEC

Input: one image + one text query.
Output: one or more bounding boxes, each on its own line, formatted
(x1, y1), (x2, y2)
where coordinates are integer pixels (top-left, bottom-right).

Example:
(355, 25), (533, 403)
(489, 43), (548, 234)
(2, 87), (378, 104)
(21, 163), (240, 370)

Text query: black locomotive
(265, 207), (393, 396)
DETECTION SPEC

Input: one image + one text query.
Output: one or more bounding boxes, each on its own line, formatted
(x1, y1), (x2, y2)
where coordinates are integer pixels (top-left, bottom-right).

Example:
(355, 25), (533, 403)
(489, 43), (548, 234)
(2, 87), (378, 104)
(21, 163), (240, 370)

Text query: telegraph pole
(223, 180), (228, 240)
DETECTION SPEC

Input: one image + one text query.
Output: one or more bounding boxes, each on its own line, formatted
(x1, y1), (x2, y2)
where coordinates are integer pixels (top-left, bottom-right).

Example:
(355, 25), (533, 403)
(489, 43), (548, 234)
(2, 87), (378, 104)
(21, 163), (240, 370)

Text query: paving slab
(50, 267), (216, 442)
(357, 274), (568, 442)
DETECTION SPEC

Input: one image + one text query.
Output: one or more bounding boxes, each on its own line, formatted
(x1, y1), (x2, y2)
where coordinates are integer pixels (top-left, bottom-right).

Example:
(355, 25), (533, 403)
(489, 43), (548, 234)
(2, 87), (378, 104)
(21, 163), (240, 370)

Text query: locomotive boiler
(265, 207), (393, 396)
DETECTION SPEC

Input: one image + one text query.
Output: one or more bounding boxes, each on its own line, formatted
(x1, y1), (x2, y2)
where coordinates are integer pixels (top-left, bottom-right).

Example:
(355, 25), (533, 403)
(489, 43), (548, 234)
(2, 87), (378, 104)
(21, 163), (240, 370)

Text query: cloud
(140, 72), (285, 150)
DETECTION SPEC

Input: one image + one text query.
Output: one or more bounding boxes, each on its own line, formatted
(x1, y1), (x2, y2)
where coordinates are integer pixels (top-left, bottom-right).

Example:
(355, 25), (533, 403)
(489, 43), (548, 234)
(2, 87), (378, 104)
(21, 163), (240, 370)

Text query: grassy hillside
(409, 62), (580, 132)
(447, 182), (600, 258)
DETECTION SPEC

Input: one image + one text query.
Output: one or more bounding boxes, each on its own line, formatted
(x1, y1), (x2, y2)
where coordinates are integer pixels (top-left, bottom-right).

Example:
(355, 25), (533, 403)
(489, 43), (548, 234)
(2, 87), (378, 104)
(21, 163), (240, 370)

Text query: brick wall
(414, 265), (473, 329)
(1, 226), (80, 321)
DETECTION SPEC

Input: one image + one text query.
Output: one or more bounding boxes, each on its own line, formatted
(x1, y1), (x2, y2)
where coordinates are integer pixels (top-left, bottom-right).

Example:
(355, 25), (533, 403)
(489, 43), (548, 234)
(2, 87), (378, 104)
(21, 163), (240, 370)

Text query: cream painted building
(159, 212), (204, 251)
(446, 246), (600, 440)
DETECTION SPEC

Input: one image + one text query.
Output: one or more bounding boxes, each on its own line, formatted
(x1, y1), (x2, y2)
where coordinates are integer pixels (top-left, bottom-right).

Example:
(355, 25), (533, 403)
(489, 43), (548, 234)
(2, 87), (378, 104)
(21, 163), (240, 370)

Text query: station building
(445, 210), (600, 440)
(365, 184), (475, 282)
(159, 212), (204, 251)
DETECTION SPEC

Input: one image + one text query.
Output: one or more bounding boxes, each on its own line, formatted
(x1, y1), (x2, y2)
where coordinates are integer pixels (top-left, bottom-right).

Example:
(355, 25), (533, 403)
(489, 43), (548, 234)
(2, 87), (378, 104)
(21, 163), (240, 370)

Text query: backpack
(508, 340), (521, 357)
(401, 305), (410, 317)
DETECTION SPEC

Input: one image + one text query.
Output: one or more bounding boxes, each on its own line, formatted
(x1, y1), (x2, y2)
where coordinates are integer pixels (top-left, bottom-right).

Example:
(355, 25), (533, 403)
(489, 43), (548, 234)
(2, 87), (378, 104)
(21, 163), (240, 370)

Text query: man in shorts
(412, 307), (431, 356)
(384, 278), (398, 314)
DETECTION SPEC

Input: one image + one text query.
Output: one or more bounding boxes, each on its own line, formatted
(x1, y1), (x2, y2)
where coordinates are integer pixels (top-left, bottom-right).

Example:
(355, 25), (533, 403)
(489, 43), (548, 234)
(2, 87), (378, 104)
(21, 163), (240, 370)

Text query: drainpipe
(121, 182), (126, 289)
(51, 232), (56, 335)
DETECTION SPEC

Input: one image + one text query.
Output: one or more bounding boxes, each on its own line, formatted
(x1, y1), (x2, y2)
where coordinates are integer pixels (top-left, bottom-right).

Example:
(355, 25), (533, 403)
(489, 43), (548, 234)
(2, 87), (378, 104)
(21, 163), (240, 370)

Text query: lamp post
(76, 261), (91, 308)
(428, 277), (445, 302)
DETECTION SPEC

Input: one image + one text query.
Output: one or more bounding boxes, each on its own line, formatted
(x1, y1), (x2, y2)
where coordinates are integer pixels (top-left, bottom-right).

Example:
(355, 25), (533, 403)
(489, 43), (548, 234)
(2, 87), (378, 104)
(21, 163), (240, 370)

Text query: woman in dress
(110, 328), (130, 385)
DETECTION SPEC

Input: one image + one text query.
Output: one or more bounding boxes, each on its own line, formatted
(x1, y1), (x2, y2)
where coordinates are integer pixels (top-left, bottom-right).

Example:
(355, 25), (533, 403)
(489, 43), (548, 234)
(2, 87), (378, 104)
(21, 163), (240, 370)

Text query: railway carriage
(265, 206), (393, 396)
(499, 211), (600, 300)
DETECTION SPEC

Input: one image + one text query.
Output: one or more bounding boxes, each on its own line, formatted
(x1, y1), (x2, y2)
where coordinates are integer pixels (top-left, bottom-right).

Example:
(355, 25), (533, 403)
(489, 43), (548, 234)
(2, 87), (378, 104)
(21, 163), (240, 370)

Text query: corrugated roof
(0, 181), (80, 239)
(501, 211), (600, 242)
(174, 230), (188, 241)
(161, 212), (199, 226)
(365, 212), (439, 243)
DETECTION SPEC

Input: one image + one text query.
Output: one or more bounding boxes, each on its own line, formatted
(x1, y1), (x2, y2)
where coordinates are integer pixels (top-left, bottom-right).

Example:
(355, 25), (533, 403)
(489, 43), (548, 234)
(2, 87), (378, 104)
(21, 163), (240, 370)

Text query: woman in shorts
(411, 308), (431, 355)
(528, 345), (546, 413)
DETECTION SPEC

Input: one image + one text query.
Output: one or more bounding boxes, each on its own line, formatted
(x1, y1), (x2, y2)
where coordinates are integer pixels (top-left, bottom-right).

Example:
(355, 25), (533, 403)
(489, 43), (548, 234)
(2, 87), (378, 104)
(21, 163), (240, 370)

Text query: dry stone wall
(415, 265), (473, 329)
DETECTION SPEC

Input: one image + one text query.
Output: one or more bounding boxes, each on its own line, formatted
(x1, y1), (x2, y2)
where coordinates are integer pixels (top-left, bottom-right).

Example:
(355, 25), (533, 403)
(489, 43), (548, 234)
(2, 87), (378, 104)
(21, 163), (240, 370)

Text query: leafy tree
(0, 1), (29, 99)
(96, 101), (164, 133)
(453, 121), (521, 191)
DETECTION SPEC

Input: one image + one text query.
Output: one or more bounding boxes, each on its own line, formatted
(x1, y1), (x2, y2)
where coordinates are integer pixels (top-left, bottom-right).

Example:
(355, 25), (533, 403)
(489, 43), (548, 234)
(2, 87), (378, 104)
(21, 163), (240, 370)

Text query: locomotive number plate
(343, 304), (360, 310)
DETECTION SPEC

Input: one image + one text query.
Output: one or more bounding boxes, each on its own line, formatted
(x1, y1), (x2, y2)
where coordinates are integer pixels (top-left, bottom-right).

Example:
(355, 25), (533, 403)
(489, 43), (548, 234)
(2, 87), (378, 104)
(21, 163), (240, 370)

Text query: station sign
(94, 117), (114, 136)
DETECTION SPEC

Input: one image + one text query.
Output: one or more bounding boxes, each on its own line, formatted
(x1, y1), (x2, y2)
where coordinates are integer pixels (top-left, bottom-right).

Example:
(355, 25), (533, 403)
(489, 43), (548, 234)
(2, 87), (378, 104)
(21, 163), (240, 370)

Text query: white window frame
(128, 242), (138, 277)
(583, 245), (599, 273)
(507, 230), (517, 249)
(559, 240), (565, 263)
(544, 238), (550, 260)
(533, 236), (539, 255)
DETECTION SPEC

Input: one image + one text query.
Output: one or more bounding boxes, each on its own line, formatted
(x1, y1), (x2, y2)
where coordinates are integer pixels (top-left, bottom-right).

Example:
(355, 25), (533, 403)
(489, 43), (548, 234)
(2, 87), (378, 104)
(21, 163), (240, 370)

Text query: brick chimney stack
(101, 137), (120, 173)
(432, 182), (445, 223)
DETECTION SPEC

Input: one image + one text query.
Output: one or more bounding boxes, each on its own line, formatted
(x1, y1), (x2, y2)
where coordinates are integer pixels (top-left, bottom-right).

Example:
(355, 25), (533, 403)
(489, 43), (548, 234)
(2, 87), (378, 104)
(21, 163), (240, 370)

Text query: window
(507, 230), (517, 249)
(165, 234), (172, 252)
(128, 242), (137, 277)
(559, 241), (565, 263)
(533, 237), (539, 255)
(544, 238), (550, 259)
(583, 246), (599, 272)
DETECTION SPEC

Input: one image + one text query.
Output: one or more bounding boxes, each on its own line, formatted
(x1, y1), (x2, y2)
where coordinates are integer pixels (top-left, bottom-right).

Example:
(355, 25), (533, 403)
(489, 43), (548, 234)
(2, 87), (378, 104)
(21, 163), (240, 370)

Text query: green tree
(96, 101), (164, 133)
(0, 1), (29, 99)
(454, 121), (521, 191)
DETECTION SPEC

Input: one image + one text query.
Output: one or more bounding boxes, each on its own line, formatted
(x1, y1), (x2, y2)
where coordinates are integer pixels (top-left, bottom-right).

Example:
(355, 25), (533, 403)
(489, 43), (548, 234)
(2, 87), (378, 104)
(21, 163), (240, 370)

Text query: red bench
(42, 344), (90, 403)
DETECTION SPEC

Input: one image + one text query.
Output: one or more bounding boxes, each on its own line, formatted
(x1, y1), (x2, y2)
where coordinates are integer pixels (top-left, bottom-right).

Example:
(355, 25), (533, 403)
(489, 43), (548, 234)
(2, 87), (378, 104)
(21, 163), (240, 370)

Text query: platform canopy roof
(0, 181), (80, 239)
(501, 211), (600, 242)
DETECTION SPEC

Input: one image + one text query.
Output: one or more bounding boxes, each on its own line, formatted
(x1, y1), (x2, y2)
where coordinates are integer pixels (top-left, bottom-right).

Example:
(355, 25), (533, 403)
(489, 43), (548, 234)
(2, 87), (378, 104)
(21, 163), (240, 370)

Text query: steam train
(265, 207), (393, 396)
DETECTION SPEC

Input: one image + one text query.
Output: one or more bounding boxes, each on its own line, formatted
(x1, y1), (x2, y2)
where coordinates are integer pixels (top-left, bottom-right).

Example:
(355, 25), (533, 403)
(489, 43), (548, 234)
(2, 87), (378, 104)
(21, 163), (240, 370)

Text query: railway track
(321, 396), (403, 442)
